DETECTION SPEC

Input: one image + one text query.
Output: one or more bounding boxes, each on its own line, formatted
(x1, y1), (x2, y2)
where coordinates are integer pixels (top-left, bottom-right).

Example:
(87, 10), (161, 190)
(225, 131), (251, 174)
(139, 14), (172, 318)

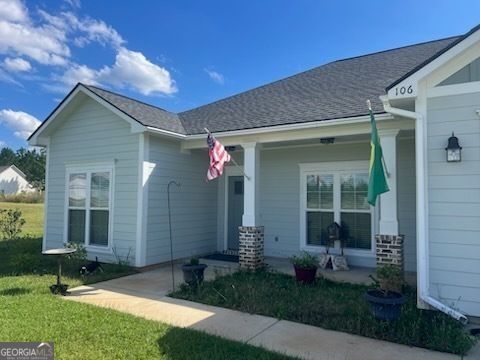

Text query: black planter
(365, 289), (406, 321)
(181, 264), (207, 286)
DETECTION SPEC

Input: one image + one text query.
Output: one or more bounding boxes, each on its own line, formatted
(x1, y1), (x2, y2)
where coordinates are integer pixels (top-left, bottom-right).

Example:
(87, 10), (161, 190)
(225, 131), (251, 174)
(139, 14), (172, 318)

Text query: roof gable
(0, 165), (27, 179)
(84, 85), (186, 134)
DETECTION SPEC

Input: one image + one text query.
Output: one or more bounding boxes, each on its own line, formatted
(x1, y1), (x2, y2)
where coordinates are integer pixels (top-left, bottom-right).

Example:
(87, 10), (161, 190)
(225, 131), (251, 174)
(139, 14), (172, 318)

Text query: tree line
(0, 147), (46, 191)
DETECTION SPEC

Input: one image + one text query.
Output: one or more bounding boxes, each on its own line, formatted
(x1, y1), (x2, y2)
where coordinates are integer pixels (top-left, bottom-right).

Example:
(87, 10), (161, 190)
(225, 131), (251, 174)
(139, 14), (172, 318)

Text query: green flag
(367, 106), (389, 206)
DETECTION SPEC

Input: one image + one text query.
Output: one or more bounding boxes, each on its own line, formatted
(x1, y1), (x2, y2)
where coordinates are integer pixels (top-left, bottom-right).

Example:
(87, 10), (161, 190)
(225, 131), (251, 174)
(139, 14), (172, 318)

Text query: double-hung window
(301, 162), (374, 252)
(67, 166), (113, 248)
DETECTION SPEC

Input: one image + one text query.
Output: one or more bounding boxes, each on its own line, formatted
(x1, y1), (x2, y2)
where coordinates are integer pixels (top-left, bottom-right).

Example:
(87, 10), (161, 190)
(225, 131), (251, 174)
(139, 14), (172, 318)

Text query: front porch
(188, 126), (417, 273)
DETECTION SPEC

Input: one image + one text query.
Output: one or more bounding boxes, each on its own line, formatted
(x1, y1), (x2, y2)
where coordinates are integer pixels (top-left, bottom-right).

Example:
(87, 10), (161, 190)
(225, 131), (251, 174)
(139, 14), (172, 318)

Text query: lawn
(0, 201), (44, 237)
(171, 270), (477, 356)
(0, 210), (292, 359)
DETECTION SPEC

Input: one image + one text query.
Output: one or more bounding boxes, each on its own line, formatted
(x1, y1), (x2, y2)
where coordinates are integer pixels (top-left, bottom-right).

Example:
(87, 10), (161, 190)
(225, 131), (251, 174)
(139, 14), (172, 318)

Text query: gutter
(380, 95), (468, 324)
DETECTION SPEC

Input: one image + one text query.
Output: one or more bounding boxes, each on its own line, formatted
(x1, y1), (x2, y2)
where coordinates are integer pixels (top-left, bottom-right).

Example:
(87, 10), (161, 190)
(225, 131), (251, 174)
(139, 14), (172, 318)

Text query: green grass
(0, 201), (44, 237)
(171, 270), (477, 356)
(0, 237), (292, 360)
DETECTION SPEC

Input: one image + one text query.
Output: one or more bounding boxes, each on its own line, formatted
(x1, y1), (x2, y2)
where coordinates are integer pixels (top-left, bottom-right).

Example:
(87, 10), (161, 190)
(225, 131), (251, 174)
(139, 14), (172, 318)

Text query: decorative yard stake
(167, 180), (181, 291)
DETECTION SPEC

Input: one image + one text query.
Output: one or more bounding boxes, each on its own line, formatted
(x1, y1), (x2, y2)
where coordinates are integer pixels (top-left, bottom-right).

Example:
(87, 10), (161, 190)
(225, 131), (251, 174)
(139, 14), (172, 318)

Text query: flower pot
(293, 265), (317, 284)
(365, 289), (406, 321)
(181, 264), (207, 286)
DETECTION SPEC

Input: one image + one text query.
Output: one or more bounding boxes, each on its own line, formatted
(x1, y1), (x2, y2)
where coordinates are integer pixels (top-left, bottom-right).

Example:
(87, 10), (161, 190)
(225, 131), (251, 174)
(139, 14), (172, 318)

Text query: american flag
(206, 132), (231, 180)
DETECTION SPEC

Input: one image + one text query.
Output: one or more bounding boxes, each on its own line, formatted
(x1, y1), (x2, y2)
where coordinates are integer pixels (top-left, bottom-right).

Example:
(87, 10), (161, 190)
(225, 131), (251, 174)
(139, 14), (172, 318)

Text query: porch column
(378, 129), (399, 235)
(239, 142), (264, 269)
(376, 129), (404, 269)
(241, 142), (260, 226)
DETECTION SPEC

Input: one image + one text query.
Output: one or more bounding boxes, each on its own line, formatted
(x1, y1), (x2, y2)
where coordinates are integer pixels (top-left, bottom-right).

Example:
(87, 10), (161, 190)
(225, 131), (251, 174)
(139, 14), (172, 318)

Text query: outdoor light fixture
(446, 132), (462, 162)
(225, 146), (236, 152)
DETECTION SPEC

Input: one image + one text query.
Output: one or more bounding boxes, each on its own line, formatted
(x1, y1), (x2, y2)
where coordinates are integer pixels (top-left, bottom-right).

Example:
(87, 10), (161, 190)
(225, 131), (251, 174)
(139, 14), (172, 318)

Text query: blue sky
(0, 0), (479, 149)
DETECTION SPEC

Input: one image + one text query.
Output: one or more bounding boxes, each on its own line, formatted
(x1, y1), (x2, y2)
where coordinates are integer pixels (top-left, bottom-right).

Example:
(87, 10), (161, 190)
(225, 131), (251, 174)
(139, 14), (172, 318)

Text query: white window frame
(64, 162), (115, 253)
(299, 161), (377, 257)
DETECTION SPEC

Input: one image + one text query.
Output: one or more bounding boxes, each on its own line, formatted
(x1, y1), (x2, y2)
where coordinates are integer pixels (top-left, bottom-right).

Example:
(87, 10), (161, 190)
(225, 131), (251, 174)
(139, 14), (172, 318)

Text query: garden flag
(367, 101), (389, 206)
(206, 130), (231, 181)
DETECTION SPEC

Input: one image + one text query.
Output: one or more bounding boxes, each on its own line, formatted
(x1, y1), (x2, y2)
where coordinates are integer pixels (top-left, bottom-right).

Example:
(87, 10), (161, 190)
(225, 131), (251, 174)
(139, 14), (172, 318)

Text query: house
(0, 165), (35, 195)
(29, 24), (480, 320)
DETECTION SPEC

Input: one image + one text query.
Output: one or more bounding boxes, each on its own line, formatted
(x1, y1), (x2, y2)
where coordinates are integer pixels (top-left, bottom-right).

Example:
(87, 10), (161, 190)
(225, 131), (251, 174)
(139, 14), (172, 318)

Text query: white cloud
(0, 0), (28, 23)
(0, 2), (177, 96)
(204, 68), (225, 85)
(0, 12), (70, 66)
(0, 109), (41, 139)
(64, 0), (81, 9)
(97, 48), (176, 95)
(58, 63), (98, 87)
(64, 13), (124, 48)
(3, 57), (31, 72)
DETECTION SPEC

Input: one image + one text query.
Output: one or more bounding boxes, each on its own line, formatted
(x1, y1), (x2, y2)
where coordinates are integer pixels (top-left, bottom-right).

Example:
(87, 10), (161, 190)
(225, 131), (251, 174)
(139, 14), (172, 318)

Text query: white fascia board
(28, 85), (146, 146)
(387, 28), (480, 100)
(8, 165), (27, 179)
(186, 113), (393, 140)
(146, 126), (187, 140)
(182, 113), (399, 149)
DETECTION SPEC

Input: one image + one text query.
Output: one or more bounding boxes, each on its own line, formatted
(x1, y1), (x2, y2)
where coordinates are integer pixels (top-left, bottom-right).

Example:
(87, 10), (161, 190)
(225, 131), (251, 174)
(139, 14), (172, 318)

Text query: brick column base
(238, 226), (264, 270)
(375, 234), (404, 268)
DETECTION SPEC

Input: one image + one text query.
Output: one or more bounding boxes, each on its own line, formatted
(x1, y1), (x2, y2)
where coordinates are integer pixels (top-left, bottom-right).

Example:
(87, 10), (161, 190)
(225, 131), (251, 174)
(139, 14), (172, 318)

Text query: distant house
(29, 24), (480, 320)
(0, 165), (34, 195)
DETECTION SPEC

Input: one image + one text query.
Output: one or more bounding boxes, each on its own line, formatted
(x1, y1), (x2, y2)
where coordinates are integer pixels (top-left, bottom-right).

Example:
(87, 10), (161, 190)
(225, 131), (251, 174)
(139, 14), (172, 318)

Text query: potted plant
(181, 257), (208, 286)
(365, 265), (406, 321)
(290, 251), (318, 284)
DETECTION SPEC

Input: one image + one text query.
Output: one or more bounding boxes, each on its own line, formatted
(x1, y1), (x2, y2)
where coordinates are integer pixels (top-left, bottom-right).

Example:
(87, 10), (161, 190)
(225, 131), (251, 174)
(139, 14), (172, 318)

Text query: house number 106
(395, 85), (413, 96)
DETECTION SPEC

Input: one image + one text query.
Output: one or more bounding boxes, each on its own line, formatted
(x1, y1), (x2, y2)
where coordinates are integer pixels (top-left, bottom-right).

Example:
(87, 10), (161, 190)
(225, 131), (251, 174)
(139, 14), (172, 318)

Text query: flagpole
(204, 128), (251, 180)
(366, 100), (390, 178)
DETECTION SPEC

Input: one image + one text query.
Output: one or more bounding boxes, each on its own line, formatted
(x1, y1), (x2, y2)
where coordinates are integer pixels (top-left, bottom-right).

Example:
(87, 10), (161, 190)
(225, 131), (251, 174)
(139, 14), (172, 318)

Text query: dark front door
(227, 176), (244, 250)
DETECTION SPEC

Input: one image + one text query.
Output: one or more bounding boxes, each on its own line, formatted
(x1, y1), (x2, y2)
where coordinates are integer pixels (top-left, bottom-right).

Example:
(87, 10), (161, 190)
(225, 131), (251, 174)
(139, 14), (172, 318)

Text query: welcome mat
(202, 253), (239, 263)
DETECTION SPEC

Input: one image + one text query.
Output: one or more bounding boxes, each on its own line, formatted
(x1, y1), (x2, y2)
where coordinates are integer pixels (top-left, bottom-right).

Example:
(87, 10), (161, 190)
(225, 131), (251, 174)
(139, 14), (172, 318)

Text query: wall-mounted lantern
(445, 132), (462, 162)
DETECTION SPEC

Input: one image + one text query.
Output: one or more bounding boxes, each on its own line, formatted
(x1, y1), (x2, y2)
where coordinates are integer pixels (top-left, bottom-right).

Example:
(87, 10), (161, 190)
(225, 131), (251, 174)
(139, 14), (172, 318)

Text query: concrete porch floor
(91, 256), (415, 299)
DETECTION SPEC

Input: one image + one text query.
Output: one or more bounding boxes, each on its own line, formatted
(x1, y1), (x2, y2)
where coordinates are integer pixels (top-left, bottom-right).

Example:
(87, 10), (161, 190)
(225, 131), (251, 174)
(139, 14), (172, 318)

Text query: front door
(227, 176), (244, 251)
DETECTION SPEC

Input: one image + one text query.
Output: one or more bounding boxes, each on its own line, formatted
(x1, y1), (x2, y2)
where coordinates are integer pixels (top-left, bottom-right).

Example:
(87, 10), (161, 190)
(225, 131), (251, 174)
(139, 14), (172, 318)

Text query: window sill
(85, 245), (112, 254)
(301, 245), (374, 257)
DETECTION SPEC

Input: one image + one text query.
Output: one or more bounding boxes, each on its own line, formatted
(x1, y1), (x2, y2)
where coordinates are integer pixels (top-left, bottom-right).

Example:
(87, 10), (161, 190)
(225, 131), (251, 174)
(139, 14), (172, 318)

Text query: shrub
(0, 192), (44, 204)
(189, 257), (200, 266)
(0, 209), (26, 241)
(9, 253), (43, 274)
(290, 251), (318, 269)
(376, 264), (404, 293)
(66, 242), (87, 261)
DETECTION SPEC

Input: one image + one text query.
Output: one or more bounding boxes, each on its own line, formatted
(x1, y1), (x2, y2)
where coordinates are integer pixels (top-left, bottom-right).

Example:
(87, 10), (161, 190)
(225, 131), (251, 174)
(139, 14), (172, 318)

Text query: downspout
(380, 95), (468, 324)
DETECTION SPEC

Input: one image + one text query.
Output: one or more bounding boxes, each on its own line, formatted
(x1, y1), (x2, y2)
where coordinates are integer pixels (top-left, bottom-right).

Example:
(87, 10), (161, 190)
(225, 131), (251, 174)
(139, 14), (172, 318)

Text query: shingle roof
(70, 35), (461, 136)
(179, 36), (460, 134)
(84, 85), (187, 134)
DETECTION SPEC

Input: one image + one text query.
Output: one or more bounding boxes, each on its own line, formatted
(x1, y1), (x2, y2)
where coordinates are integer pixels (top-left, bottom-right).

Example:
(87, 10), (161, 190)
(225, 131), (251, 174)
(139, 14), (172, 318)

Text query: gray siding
(217, 140), (416, 268)
(45, 96), (139, 264)
(427, 92), (480, 316)
(145, 138), (217, 265)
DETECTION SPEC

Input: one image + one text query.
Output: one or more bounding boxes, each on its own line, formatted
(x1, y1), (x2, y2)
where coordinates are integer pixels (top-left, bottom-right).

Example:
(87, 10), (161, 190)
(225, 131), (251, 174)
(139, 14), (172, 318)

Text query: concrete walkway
(65, 265), (478, 360)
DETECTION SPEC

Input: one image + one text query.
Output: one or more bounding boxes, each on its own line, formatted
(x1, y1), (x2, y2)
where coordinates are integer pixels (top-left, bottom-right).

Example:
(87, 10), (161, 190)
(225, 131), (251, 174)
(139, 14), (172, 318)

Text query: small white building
(0, 165), (35, 195)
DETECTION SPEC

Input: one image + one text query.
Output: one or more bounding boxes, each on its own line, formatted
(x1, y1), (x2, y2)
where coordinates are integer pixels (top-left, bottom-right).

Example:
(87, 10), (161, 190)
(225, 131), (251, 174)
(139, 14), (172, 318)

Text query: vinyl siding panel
(216, 139), (416, 269)
(45, 97), (139, 264)
(145, 137), (217, 265)
(427, 91), (480, 317)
